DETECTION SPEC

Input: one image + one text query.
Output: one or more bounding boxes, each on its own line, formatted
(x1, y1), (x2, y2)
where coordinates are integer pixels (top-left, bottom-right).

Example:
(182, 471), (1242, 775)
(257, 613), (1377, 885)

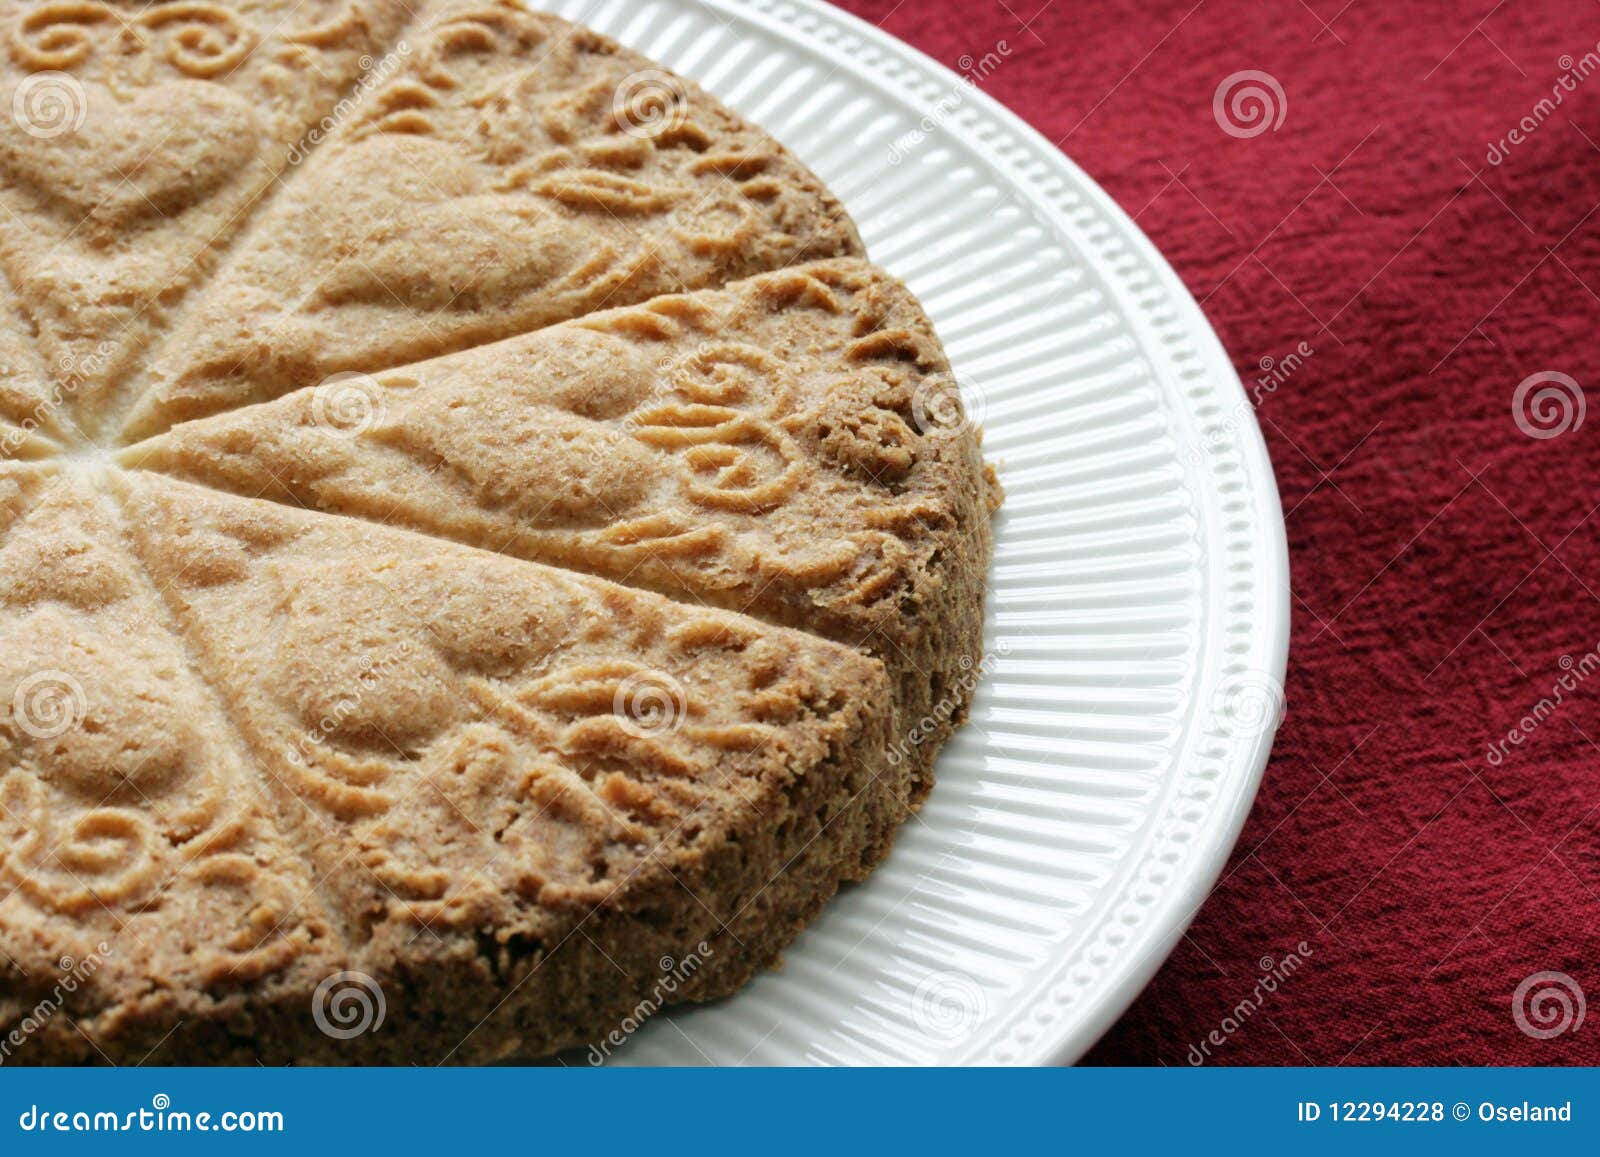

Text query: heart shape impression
(0, 79), (262, 238)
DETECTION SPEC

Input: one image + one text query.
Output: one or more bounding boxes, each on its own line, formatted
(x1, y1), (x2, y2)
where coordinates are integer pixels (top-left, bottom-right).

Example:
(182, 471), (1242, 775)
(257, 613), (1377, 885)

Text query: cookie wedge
(0, 0), (417, 435)
(123, 259), (997, 795)
(0, 473), (345, 1065)
(118, 0), (862, 442)
(90, 471), (903, 1063)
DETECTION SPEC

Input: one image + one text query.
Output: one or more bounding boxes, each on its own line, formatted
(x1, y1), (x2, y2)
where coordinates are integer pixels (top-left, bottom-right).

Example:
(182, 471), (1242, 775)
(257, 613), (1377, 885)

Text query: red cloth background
(832, 0), (1600, 1064)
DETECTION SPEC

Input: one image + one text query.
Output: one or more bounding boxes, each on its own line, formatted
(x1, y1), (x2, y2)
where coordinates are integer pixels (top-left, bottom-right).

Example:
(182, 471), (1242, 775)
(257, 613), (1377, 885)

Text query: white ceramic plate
(536, 0), (1290, 1065)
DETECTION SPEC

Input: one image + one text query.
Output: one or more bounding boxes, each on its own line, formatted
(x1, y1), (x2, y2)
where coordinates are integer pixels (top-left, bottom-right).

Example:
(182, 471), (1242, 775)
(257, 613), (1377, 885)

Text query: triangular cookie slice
(112, 472), (900, 1062)
(0, 473), (344, 1064)
(117, 0), (861, 441)
(125, 260), (996, 795)
(0, 0), (416, 436)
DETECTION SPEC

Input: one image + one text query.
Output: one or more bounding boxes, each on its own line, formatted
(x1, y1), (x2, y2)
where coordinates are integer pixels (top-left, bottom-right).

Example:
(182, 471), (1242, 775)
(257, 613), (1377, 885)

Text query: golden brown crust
(116, 0), (863, 442)
(0, 4), (995, 1066)
(124, 259), (994, 795)
(3, 470), (894, 1065)
(0, 0), (420, 436)
(0, 475), (346, 1065)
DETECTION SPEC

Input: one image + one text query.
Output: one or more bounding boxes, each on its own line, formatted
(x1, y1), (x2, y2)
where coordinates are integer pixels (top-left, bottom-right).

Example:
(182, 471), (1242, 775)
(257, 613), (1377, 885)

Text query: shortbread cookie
(40, 471), (899, 1063)
(0, 473), (346, 1064)
(122, 259), (995, 795)
(0, 4), (997, 1066)
(118, 0), (862, 441)
(0, 0), (418, 435)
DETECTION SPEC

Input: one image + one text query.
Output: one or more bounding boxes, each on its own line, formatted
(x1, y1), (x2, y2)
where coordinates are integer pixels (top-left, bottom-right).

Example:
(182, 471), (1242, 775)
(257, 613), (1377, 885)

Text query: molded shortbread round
(0, 0), (995, 1064)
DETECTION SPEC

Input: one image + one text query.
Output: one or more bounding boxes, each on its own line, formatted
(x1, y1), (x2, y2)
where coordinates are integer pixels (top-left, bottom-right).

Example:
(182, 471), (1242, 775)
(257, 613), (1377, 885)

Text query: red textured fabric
(832, 0), (1600, 1064)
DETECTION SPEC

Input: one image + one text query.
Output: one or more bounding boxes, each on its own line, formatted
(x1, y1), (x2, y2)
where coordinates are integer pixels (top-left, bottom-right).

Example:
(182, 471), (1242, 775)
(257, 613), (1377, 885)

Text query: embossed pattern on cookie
(106, 471), (901, 1061)
(0, 0), (417, 436)
(0, 473), (342, 1061)
(116, 0), (862, 442)
(0, 3), (998, 1067)
(124, 258), (997, 794)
